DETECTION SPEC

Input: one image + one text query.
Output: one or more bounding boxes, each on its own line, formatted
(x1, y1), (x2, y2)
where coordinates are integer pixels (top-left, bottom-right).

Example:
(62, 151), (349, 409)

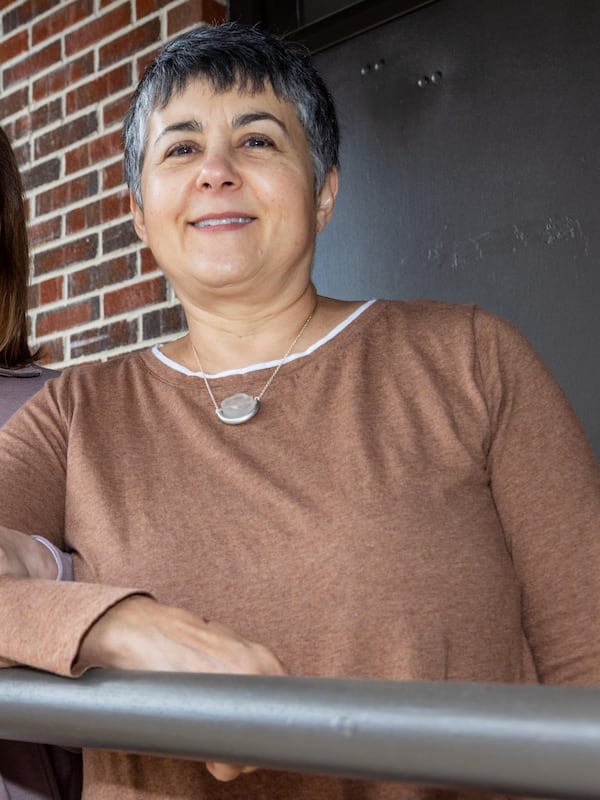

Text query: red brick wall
(0, 0), (227, 366)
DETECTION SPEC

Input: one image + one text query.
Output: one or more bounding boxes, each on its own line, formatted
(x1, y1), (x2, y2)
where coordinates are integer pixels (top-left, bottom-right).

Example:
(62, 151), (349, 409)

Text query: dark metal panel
(289, 1), (439, 52)
(227, 0), (439, 50)
(2, 668), (600, 797)
(228, 0), (296, 34)
(312, 0), (600, 458)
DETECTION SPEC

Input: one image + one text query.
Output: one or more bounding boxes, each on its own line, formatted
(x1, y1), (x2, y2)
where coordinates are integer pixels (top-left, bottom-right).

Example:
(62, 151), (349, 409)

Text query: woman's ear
(315, 167), (339, 232)
(130, 192), (148, 244)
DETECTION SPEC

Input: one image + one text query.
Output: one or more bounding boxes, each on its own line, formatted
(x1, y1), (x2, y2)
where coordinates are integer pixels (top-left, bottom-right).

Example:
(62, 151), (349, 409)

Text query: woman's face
(131, 79), (337, 308)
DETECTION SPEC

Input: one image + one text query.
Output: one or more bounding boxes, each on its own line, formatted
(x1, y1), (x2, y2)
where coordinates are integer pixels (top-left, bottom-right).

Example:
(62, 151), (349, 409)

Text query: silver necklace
(190, 308), (316, 425)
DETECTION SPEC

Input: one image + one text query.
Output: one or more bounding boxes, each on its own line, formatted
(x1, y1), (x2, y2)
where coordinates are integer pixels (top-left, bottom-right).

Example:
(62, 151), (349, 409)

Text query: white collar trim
(152, 299), (376, 378)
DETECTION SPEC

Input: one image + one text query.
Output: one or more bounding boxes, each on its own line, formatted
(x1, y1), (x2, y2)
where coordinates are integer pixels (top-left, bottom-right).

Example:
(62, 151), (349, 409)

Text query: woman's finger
(205, 761), (257, 781)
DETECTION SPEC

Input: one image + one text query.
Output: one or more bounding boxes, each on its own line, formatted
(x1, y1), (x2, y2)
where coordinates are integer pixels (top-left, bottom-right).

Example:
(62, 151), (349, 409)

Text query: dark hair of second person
(0, 126), (40, 369)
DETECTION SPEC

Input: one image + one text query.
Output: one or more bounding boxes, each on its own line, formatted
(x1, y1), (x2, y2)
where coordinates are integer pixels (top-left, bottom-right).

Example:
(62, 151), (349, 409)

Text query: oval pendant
(215, 393), (260, 425)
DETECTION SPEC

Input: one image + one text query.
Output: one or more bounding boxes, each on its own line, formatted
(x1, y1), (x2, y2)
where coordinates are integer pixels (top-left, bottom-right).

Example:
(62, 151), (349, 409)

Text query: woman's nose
(194, 147), (240, 191)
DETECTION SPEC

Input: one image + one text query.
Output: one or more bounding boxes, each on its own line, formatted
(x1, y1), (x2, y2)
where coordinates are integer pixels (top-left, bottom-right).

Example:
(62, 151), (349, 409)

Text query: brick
(66, 200), (102, 235)
(102, 160), (126, 192)
(0, 29), (28, 64)
(28, 215), (61, 247)
(38, 274), (64, 305)
(167, 0), (226, 35)
(65, 129), (124, 174)
(11, 114), (30, 140)
(32, 98), (62, 128)
(90, 128), (122, 164)
(70, 318), (138, 358)
(65, 3), (131, 57)
(33, 234), (98, 276)
(36, 172), (99, 216)
(28, 283), (39, 309)
(135, 44), (160, 80)
(140, 246), (159, 274)
(3, 0), (60, 35)
(32, 52), (94, 102)
(104, 276), (166, 316)
(0, 85), (28, 120)
(68, 252), (137, 296)
(12, 139), (29, 165)
(102, 219), (138, 253)
(103, 92), (131, 129)
(142, 303), (186, 339)
(1, 120), (18, 145)
(101, 189), (130, 220)
(99, 18), (160, 71)
(35, 296), (100, 337)
(66, 63), (132, 115)
(12, 98), (62, 139)
(2, 130), (31, 163)
(136, 0), (171, 20)
(4, 40), (62, 90)
(10, 113), (29, 141)
(35, 111), (98, 159)
(32, 0), (93, 46)
(2, 3), (29, 36)
(21, 157), (60, 191)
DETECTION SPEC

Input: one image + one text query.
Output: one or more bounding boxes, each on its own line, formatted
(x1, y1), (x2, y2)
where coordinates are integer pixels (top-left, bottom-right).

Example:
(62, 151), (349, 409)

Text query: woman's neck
(163, 291), (362, 374)
(165, 286), (317, 374)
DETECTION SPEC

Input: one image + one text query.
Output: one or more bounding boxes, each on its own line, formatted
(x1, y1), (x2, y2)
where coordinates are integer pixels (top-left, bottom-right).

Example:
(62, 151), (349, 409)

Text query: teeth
(194, 217), (252, 228)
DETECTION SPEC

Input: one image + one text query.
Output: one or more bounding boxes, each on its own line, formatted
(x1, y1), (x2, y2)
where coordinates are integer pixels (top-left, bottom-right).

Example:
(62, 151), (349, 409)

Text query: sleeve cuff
(31, 535), (73, 581)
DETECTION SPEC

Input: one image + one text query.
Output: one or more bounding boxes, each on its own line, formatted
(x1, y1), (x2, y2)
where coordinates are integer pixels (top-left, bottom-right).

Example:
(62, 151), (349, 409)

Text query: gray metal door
(312, 0), (600, 459)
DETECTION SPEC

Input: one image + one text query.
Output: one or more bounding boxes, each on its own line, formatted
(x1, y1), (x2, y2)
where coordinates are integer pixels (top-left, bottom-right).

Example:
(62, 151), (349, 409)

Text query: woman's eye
(244, 136), (273, 148)
(166, 143), (196, 157)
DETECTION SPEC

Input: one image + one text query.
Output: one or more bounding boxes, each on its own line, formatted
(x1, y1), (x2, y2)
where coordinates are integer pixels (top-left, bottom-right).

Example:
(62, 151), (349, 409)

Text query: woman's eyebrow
(232, 112), (288, 134)
(154, 119), (202, 146)
(152, 112), (288, 147)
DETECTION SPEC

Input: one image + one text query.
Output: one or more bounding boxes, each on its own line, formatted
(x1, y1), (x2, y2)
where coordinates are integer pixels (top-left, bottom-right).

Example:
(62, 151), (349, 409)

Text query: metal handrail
(1, 668), (599, 798)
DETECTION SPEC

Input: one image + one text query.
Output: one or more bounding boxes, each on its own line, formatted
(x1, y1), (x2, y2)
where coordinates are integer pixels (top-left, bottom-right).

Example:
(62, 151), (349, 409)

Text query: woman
(0, 127), (81, 799)
(0, 22), (599, 800)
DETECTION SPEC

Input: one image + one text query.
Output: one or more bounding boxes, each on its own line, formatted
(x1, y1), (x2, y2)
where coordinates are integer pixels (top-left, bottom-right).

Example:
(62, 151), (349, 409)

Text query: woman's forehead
(162, 76), (284, 111)
(148, 80), (302, 136)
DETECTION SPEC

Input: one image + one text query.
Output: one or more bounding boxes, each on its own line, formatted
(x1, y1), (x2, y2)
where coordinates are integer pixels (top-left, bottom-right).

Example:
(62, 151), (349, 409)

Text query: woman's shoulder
(377, 297), (476, 324)
(58, 348), (150, 381)
(366, 298), (479, 343)
(374, 298), (518, 341)
(40, 349), (155, 406)
(360, 300), (533, 373)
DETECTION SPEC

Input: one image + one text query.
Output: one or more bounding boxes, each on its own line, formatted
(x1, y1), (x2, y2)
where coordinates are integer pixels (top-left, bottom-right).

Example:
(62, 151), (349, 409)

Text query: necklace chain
(190, 306), (316, 418)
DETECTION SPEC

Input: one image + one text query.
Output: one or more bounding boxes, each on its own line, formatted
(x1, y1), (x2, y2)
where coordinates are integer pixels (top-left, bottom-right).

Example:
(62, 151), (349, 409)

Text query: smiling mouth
(193, 217), (254, 228)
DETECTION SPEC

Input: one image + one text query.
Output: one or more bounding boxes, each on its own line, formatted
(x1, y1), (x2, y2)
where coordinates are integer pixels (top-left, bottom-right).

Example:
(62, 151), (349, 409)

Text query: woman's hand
(76, 596), (287, 781)
(0, 528), (58, 579)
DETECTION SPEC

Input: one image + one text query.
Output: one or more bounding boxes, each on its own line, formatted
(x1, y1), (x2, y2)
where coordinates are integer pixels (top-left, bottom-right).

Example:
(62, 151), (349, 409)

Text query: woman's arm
(0, 528), (71, 580)
(0, 377), (287, 781)
(75, 595), (287, 781)
(474, 307), (600, 686)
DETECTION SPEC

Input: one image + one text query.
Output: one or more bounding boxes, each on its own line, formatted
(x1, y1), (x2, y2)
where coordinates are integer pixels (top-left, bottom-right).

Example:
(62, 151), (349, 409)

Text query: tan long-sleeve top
(0, 300), (599, 800)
